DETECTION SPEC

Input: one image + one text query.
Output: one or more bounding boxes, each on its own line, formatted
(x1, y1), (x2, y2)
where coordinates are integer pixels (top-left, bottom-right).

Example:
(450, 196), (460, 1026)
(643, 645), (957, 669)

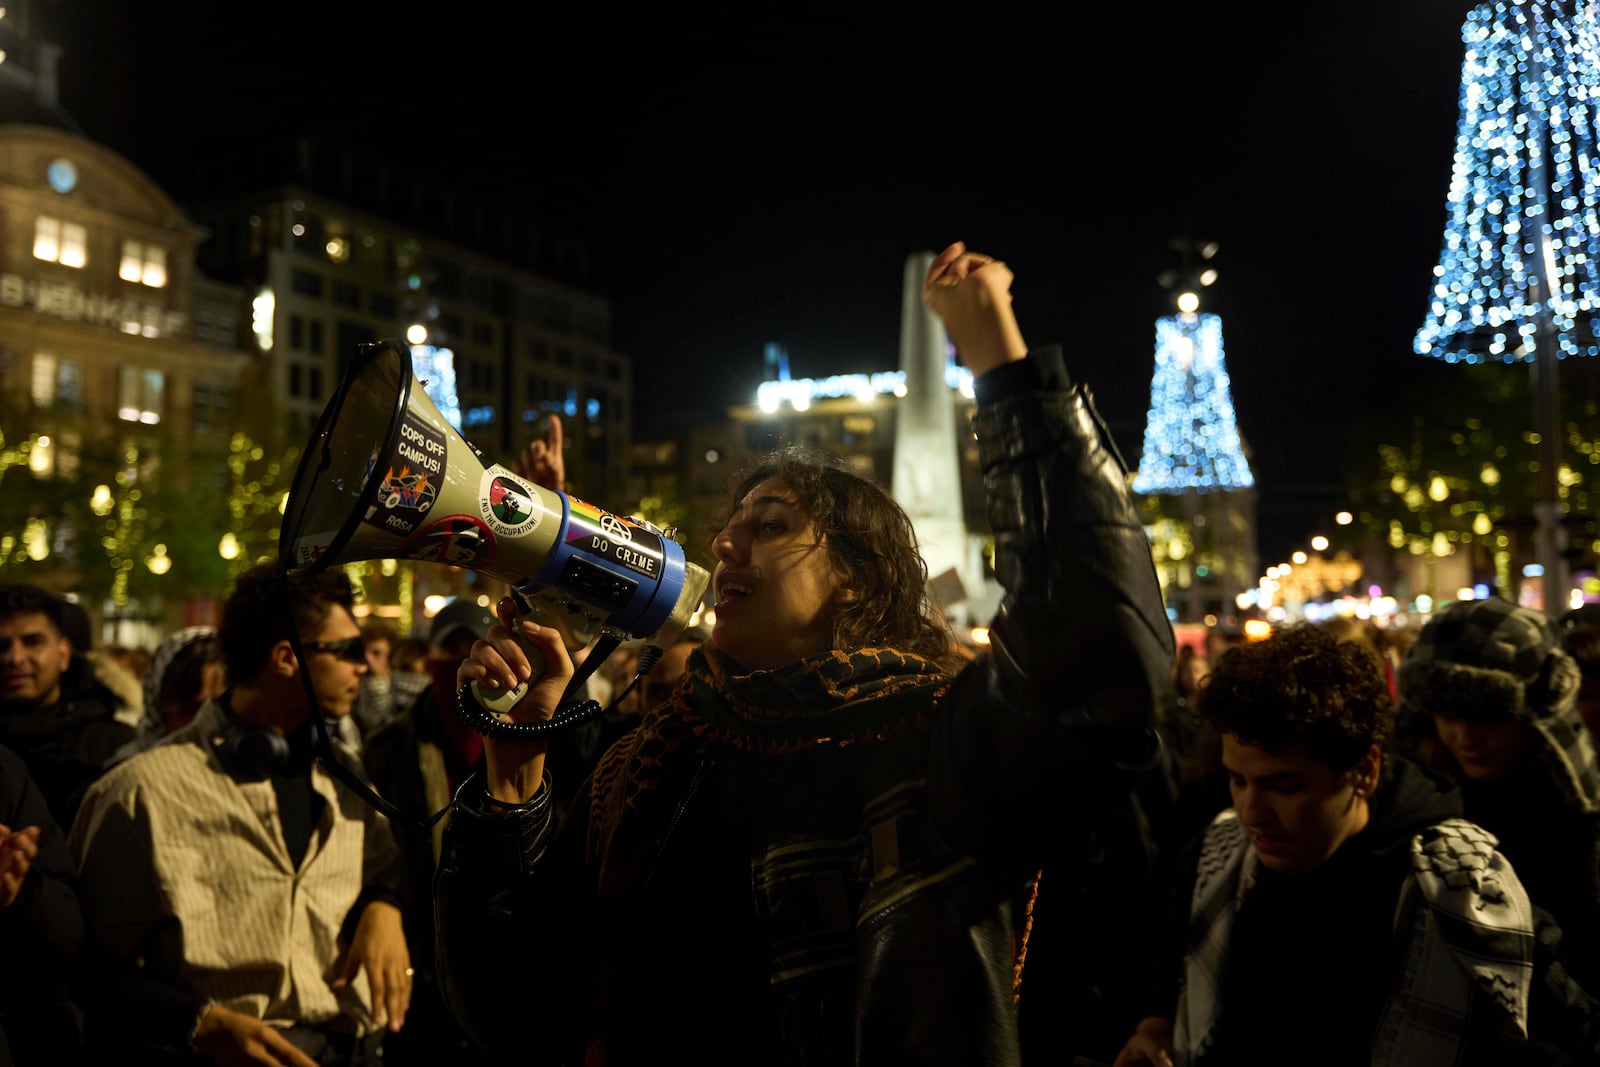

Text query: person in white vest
(1113, 623), (1599, 1067)
(70, 562), (410, 1066)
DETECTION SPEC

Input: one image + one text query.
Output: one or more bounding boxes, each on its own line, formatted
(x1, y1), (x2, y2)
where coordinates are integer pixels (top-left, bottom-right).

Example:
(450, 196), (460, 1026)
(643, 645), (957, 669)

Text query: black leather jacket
(434, 346), (1175, 1066)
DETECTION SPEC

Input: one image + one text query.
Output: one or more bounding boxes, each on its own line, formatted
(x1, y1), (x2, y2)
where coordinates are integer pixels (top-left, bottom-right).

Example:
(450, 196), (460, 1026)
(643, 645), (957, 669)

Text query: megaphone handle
(467, 640), (544, 719)
(457, 613), (615, 740)
(466, 604), (591, 717)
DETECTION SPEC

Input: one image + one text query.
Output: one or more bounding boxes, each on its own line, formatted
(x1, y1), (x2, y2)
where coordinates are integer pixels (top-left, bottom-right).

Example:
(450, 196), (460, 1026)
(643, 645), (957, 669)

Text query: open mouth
(1249, 833), (1290, 856)
(716, 579), (753, 607)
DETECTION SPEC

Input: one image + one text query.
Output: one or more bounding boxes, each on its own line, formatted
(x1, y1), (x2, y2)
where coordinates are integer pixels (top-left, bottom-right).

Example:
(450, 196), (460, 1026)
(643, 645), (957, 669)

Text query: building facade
(0, 123), (253, 643)
(186, 164), (632, 495)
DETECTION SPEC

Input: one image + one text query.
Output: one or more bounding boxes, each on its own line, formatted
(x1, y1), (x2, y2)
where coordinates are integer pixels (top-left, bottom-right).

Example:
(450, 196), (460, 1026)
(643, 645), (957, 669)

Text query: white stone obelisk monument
(892, 251), (977, 612)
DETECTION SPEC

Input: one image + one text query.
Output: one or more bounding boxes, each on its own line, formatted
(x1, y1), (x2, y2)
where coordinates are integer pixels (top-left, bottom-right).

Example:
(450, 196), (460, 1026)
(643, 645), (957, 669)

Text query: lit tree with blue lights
(1416, 1), (1600, 364)
(1134, 240), (1259, 623)
(1131, 313), (1255, 496)
(1415, 0), (1600, 609)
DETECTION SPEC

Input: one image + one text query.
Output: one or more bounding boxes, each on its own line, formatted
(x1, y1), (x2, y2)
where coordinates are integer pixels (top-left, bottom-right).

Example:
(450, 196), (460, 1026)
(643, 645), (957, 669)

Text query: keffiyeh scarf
(586, 644), (951, 893)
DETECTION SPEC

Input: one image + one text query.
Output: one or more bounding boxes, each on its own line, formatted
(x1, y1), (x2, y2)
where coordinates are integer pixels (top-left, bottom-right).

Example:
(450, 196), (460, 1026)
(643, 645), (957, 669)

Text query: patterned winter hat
(1401, 597), (1600, 813)
(1399, 597), (1579, 723)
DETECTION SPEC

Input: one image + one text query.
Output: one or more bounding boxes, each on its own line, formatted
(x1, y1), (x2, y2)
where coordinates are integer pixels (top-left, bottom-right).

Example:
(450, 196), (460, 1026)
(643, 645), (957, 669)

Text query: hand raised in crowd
(1112, 1016), (1175, 1067)
(921, 240), (1029, 377)
(0, 823), (39, 908)
(514, 413), (565, 493)
(457, 596), (578, 806)
(192, 1004), (320, 1067)
(330, 899), (411, 1033)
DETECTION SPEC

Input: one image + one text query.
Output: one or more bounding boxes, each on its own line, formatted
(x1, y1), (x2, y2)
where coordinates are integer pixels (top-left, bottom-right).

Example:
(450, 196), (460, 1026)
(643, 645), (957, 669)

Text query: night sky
(41, 2), (1483, 564)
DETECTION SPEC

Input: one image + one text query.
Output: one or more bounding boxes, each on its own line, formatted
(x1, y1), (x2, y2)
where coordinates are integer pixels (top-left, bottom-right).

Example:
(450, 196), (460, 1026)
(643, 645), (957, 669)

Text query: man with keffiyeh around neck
(434, 241), (1175, 1065)
(1114, 624), (1600, 1067)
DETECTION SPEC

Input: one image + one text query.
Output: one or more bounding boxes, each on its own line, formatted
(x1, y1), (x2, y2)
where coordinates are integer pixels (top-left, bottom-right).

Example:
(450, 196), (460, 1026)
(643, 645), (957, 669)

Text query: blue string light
(1132, 313), (1255, 494)
(1416, 1), (1600, 363)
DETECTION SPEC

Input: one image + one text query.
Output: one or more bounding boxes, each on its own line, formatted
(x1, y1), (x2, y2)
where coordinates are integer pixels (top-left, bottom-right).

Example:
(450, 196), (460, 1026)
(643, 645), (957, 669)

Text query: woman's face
(710, 477), (846, 671)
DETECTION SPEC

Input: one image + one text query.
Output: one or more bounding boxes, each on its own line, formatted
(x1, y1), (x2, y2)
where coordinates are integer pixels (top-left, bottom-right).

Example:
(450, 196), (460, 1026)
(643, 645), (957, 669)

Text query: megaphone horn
(279, 338), (709, 731)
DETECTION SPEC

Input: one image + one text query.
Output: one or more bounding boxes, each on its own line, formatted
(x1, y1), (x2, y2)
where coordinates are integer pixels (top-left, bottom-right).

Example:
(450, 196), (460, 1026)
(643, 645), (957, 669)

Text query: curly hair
(219, 561), (358, 683)
(721, 448), (959, 669)
(1194, 623), (1394, 773)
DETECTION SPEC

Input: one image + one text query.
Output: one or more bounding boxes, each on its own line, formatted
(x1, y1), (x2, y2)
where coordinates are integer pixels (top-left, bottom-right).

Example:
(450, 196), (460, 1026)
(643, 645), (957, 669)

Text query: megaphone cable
(453, 639), (665, 741)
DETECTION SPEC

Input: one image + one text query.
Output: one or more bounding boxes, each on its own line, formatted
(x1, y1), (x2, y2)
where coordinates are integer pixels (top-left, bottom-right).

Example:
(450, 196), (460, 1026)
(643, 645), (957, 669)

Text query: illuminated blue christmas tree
(1415, 0), (1600, 363)
(1414, 0), (1600, 609)
(1132, 310), (1254, 494)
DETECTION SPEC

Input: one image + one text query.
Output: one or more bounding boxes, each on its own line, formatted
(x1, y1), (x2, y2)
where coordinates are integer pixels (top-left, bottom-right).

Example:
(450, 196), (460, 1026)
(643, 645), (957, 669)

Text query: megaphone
(279, 338), (709, 735)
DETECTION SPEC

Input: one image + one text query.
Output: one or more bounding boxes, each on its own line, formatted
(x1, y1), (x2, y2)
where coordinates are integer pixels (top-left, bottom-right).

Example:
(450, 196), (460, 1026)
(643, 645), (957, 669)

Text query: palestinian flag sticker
(478, 466), (542, 538)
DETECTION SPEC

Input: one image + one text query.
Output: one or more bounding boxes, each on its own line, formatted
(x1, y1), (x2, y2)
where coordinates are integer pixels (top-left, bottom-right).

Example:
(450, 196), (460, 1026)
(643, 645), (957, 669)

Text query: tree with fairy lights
(1415, 0), (1600, 611)
(1133, 239), (1260, 623)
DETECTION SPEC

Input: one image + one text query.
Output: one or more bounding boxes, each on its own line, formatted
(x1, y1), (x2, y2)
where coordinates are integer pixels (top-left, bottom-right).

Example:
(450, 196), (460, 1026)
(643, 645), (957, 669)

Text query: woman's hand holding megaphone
(460, 596), (576, 807)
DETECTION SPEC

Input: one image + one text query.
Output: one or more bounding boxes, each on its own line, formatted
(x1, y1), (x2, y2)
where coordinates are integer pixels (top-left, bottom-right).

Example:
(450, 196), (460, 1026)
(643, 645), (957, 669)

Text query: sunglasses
(304, 636), (368, 664)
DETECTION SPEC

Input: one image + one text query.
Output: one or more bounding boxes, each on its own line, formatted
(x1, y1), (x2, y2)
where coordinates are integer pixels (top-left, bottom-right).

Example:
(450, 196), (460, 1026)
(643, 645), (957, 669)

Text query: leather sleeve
(432, 771), (589, 1060)
(929, 346), (1175, 872)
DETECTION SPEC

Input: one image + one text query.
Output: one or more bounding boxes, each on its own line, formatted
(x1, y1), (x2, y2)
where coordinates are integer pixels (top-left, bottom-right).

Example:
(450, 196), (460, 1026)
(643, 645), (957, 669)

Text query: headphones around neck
(211, 722), (293, 781)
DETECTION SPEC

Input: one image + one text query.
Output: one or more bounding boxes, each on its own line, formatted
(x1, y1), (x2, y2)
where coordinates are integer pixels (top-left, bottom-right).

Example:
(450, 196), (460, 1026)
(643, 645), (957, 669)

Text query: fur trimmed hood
(83, 648), (145, 729)
(1398, 652), (1580, 724)
(1400, 598), (1599, 813)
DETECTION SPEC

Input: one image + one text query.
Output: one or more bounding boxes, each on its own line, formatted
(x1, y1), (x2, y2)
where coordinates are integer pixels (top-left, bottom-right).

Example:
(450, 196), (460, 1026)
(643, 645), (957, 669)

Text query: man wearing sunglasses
(69, 562), (409, 1066)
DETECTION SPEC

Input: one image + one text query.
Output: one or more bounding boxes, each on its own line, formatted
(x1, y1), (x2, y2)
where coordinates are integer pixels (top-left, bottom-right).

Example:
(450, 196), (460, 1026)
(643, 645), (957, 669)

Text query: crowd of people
(4, 242), (1600, 1065)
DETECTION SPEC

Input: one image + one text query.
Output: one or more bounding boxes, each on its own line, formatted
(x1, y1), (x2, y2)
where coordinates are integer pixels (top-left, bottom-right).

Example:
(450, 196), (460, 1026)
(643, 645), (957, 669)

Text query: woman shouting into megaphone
(434, 242), (1175, 1067)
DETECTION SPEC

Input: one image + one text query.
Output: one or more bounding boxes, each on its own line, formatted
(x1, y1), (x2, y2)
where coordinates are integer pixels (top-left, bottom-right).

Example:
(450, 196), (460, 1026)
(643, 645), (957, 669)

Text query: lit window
(31, 353), (55, 406)
(120, 241), (167, 287)
(143, 246), (167, 287)
(33, 217), (58, 261)
(28, 353), (88, 411)
(60, 224), (87, 268)
(119, 243), (141, 282)
(34, 217), (86, 268)
(118, 367), (165, 424)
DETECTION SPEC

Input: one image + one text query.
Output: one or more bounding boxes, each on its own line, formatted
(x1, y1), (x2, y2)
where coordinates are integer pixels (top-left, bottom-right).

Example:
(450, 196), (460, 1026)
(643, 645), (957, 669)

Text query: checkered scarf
(586, 644), (950, 895)
(1174, 812), (1533, 1066)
